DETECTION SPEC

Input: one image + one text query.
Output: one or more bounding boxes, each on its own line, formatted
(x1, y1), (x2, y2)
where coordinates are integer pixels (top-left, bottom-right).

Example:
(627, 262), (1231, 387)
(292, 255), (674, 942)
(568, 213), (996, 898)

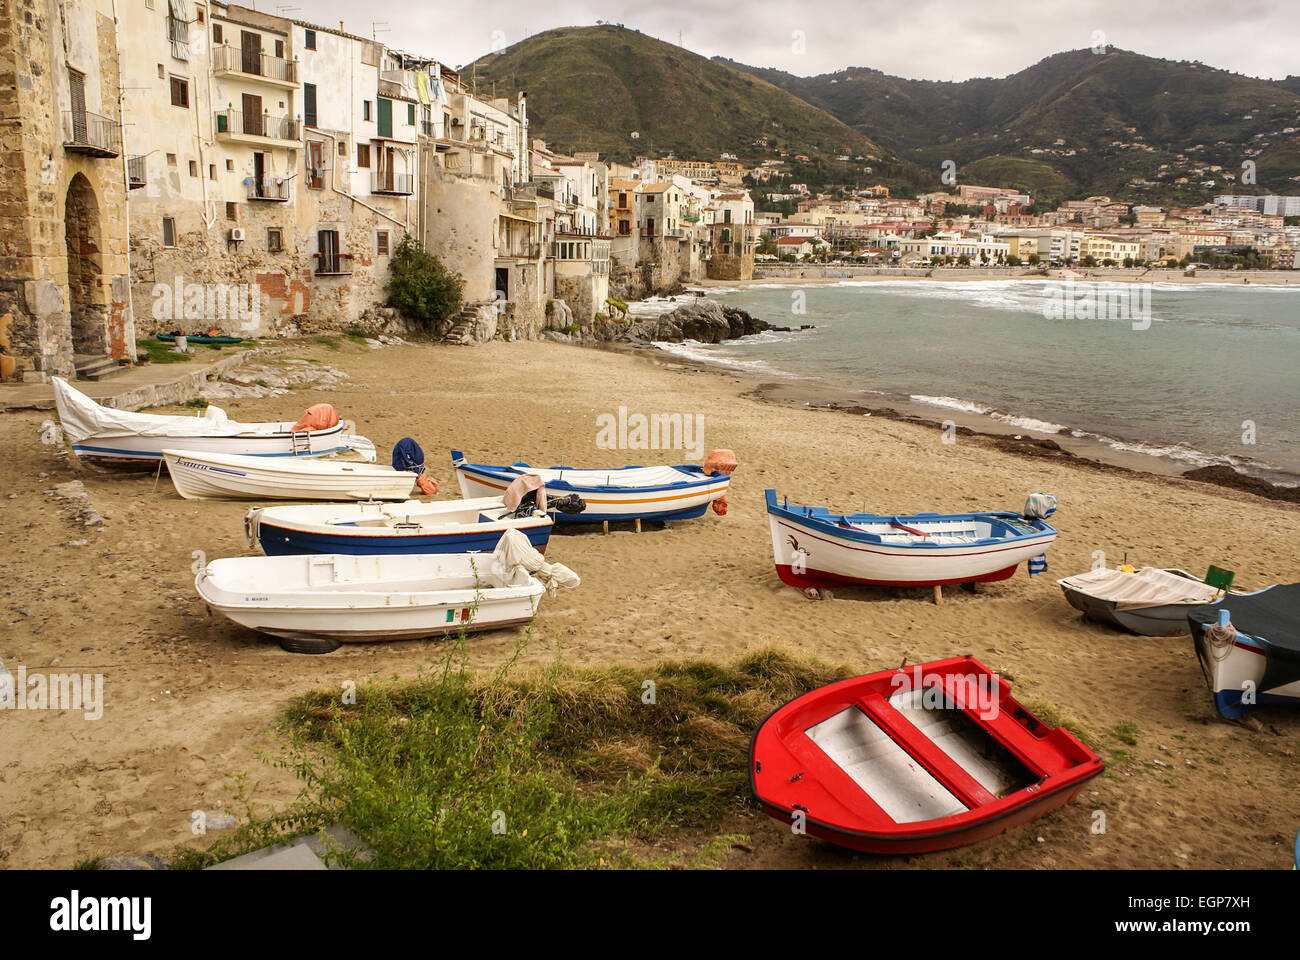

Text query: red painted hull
(774, 563), (1019, 590)
(750, 656), (1104, 855)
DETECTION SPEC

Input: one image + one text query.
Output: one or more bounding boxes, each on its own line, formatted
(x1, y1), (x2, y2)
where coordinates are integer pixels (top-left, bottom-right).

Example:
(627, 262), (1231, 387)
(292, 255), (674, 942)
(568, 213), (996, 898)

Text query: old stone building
(0, 0), (134, 382)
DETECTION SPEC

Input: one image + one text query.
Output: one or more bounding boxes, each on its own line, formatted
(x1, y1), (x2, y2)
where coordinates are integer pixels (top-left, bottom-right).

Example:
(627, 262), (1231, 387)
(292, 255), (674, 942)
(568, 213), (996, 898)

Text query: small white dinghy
(163, 449), (419, 501)
(196, 529), (579, 653)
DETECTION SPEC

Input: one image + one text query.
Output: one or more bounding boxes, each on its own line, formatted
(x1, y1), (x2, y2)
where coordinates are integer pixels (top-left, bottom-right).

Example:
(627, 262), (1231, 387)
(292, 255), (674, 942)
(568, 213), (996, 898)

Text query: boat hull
(72, 423), (355, 468)
(248, 498), (553, 557)
(1191, 621), (1300, 719)
(1060, 587), (1197, 637)
(750, 655), (1103, 855)
(453, 452), (729, 524)
(766, 490), (1056, 589)
(163, 449), (417, 501)
(196, 553), (543, 643)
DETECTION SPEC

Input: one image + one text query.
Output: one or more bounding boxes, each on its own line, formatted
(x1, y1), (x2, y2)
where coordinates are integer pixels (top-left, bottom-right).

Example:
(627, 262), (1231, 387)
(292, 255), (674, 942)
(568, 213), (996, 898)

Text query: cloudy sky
(286, 0), (1299, 81)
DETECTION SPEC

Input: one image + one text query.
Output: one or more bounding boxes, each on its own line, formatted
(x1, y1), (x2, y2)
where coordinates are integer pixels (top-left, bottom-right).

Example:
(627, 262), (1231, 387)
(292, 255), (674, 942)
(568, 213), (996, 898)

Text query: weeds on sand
(1110, 722), (1139, 746)
(315, 335), (341, 350)
(136, 338), (192, 364)
(176, 635), (853, 870)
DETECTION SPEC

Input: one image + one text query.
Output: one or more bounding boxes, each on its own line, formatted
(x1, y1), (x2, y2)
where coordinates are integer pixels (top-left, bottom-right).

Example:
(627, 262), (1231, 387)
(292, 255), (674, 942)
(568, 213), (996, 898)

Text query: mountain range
(468, 26), (1300, 204)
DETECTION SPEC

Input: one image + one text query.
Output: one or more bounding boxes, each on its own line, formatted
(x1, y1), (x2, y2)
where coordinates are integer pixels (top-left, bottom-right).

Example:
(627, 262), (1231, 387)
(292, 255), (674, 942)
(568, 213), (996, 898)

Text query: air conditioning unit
(229, 228), (245, 242)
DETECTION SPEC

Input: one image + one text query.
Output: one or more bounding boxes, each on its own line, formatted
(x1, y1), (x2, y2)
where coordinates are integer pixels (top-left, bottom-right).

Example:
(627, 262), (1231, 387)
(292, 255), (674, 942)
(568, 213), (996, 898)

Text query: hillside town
(1, 0), (1297, 384)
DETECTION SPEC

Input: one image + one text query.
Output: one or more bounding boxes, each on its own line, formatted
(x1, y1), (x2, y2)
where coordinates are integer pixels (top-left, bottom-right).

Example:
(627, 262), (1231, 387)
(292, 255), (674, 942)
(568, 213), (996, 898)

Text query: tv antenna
(275, 5), (300, 16)
(372, 21), (389, 40)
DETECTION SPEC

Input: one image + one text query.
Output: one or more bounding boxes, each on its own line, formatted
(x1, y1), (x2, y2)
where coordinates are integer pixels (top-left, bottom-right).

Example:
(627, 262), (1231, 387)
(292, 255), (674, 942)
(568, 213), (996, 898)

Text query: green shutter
(303, 83), (317, 128)
(407, 103), (415, 126)
(377, 97), (392, 138)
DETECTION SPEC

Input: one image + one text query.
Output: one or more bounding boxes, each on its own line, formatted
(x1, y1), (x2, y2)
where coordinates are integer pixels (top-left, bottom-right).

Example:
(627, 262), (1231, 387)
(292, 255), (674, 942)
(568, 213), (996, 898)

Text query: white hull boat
(1057, 566), (1229, 636)
(453, 450), (729, 525)
(765, 489), (1058, 589)
(196, 551), (546, 642)
(52, 376), (375, 467)
(246, 496), (554, 556)
(163, 448), (418, 501)
(1187, 584), (1300, 718)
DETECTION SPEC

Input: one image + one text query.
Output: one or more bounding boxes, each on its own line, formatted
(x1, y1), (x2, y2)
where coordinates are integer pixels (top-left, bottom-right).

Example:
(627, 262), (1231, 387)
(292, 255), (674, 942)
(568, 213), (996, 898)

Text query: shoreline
(608, 337), (1300, 503)
(693, 267), (1298, 288)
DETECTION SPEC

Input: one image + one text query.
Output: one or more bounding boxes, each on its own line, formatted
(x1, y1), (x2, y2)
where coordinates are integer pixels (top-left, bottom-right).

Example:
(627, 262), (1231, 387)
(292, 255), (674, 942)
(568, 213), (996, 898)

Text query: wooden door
(241, 31), (261, 75)
(242, 93), (262, 136)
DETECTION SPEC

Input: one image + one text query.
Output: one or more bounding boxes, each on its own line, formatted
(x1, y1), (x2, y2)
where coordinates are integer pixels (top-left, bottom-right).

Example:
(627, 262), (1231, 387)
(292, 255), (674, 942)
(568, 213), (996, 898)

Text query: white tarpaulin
(52, 376), (287, 444)
(491, 528), (580, 596)
(1056, 566), (1222, 610)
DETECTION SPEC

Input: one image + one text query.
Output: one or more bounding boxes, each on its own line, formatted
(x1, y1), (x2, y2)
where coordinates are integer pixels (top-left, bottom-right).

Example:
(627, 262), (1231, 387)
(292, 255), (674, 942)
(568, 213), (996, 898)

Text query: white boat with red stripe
(766, 488), (1058, 589)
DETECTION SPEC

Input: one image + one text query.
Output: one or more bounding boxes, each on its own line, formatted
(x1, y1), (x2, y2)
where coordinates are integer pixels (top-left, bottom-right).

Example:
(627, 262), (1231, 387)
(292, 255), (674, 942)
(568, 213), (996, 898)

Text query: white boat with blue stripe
(452, 450), (730, 525)
(1187, 584), (1300, 719)
(52, 376), (374, 467)
(246, 497), (554, 557)
(766, 488), (1058, 589)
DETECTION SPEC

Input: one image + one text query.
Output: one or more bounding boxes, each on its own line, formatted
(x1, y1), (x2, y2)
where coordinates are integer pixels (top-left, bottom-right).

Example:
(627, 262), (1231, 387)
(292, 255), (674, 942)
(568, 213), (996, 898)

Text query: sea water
(647, 280), (1300, 485)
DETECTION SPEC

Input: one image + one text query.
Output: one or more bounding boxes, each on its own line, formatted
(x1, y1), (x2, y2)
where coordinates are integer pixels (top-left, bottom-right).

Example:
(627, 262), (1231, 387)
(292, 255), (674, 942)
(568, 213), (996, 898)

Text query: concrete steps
(74, 353), (129, 381)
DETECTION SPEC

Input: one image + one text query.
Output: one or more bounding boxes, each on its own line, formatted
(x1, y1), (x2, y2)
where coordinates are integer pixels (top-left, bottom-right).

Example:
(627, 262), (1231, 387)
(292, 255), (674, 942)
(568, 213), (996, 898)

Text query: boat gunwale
(452, 450), (729, 495)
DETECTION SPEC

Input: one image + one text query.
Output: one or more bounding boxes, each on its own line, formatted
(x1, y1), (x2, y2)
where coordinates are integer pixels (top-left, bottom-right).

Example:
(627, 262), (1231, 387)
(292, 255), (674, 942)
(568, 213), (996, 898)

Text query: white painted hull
(455, 468), (728, 523)
(768, 513), (1056, 588)
(71, 424), (374, 467)
(1196, 633), (1300, 714)
(163, 449), (416, 501)
(196, 553), (544, 642)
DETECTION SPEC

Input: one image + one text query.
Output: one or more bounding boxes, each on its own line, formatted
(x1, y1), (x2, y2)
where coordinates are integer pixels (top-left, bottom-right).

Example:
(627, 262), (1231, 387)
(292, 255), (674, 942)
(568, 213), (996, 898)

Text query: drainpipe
(110, 0), (138, 357)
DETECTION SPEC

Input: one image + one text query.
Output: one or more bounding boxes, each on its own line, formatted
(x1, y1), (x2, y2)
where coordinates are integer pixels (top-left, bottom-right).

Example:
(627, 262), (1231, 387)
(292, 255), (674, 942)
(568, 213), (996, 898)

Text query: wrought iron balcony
(212, 44), (299, 85)
(371, 171), (414, 195)
(63, 110), (121, 157)
(247, 176), (290, 201)
(215, 109), (300, 142)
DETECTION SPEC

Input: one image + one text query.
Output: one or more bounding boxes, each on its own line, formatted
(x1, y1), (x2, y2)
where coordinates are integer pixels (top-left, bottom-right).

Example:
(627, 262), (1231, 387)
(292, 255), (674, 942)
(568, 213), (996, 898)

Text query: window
(157, 64), (165, 79)
(274, 39), (284, 59)
(317, 229), (347, 274)
(303, 28), (316, 50)
(356, 144), (370, 168)
(225, 158), (234, 171)
(306, 141), (324, 189)
(363, 101), (372, 122)
(188, 159), (197, 176)
(376, 231), (389, 256)
(338, 140), (347, 156)
(166, 152), (177, 165)
(196, 8), (204, 23)
(226, 202), (236, 221)
(161, 217), (176, 247)
(145, 0), (154, 8)
(208, 163), (215, 180)
(303, 83), (316, 127)
(407, 103), (415, 125)
(170, 76), (189, 107)
(267, 228), (282, 253)
(213, 24), (222, 44)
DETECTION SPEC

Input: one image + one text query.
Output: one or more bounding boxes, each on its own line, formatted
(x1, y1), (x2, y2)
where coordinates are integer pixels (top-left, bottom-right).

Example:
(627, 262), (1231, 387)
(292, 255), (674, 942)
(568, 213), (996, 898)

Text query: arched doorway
(64, 173), (109, 359)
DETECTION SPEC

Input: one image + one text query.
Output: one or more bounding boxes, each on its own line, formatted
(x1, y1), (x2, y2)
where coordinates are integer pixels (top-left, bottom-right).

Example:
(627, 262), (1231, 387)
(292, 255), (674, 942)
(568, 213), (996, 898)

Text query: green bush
(387, 235), (464, 330)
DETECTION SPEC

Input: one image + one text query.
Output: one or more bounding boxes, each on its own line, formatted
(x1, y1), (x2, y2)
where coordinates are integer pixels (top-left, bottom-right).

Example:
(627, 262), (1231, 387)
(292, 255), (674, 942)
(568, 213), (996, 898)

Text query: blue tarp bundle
(392, 437), (425, 473)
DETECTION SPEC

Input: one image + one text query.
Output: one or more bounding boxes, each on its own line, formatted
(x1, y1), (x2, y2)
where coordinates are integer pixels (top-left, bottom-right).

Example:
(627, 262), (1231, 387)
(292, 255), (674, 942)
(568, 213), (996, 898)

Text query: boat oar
(889, 520), (930, 537)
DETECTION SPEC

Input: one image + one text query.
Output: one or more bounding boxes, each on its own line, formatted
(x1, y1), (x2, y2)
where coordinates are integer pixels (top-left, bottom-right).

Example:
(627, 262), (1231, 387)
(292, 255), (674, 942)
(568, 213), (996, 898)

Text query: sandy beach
(1, 337), (1297, 870)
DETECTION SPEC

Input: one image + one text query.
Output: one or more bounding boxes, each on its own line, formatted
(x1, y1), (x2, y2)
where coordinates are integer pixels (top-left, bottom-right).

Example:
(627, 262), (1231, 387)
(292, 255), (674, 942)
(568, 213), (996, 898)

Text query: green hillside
(466, 25), (887, 170)
(720, 50), (1300, 203)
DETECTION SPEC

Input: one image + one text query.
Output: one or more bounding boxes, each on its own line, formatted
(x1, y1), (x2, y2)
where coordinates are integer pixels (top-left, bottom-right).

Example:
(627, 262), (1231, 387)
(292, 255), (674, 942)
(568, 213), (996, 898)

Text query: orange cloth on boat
(712, 495), (729, 516)
(503, 473), (547, 512)
(290, 403), (339, 433)
(702, 449), (738, 475)
(416, 473), (438, 496)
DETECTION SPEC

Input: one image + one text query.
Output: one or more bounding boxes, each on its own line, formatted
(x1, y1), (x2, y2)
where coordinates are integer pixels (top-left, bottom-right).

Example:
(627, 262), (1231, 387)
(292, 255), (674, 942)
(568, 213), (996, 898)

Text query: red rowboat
(750, 656), (1103, 854)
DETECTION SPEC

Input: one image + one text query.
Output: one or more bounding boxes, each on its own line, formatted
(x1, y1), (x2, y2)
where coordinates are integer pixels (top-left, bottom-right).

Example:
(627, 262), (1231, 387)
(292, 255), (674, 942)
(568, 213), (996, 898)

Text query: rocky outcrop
(541, 299), (768, 348)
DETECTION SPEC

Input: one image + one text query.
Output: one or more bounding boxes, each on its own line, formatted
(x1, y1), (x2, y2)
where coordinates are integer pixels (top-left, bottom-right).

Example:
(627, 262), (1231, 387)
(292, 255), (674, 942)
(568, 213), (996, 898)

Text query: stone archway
(64, 173), (109, 358)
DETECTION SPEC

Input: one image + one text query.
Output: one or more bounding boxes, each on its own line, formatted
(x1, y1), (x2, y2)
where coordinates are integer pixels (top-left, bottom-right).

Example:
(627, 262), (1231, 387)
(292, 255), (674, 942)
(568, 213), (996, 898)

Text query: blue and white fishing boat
(1187, 583), (1300, 719)
(452, 450), (730, 525)
(52, 376), (374, 467)
(765, 489), (1058, 589)
(245, 497), (553, 557)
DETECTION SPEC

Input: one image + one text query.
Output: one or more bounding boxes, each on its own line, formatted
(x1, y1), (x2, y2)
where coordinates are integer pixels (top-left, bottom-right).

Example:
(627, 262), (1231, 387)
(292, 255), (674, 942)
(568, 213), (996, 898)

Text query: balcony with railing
(127, 155), (146, 189)
(371, 171), (414, 195)
(62, 110), (121, 158)
(215, 109), (300, 144)
(211, 43), (299, 87)
(246, 176), (290, 201)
